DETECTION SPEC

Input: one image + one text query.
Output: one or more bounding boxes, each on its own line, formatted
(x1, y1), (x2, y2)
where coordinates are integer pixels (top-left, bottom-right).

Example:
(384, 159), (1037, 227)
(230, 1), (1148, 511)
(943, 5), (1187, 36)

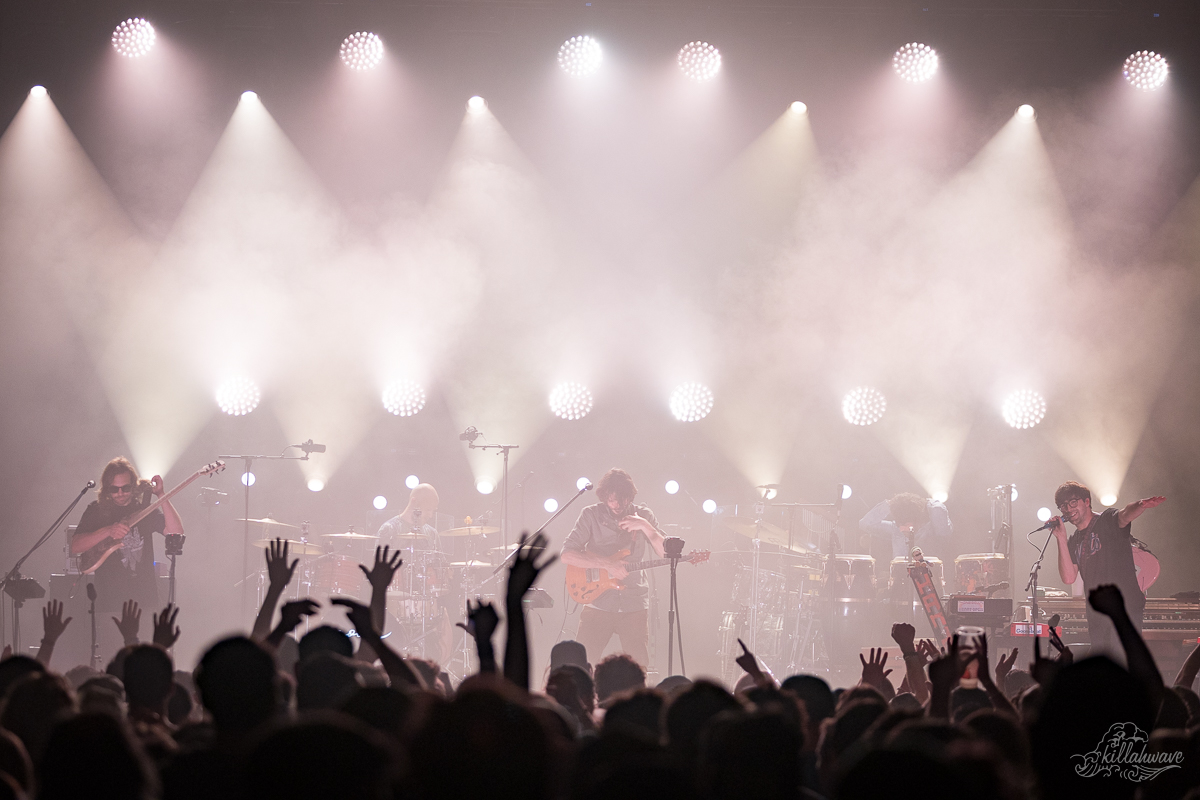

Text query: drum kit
(241, 516), (516, 677)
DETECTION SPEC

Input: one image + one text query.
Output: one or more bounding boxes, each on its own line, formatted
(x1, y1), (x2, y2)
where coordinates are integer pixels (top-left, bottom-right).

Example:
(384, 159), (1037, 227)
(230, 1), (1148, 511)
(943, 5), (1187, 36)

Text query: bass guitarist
(560, 468), (664, 669)
(72, 457), (185, 612)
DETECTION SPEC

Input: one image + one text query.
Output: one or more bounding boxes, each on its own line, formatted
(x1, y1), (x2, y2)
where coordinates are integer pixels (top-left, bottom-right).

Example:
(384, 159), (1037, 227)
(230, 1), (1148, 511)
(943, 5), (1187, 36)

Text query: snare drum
(889, 557), (944, 598)
(826, 554), (877, 600)
(954, 553), (1007, 594)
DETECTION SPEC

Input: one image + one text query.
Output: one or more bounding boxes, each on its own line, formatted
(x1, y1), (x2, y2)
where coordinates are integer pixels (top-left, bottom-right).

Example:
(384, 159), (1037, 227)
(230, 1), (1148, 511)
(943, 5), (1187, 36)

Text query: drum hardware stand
(988, 485), (1015, 598)
(165, 533), (185, 605)
(461, 428), (519, 551)
(663, 536), (687, 676)
(220, 440), (324, 624)
(87, 583), (100, 669)
(0, 480), (92, 653)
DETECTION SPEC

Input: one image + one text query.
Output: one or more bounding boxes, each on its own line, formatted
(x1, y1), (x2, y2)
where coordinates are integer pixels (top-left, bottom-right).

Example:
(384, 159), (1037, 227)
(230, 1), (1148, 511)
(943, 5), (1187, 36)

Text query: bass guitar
(79, 460), (225, 574)
(566, 549), (710, 605)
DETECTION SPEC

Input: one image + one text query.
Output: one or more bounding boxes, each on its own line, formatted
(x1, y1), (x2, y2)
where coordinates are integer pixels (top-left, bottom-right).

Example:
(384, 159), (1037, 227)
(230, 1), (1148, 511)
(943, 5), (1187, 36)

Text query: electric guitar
(566, 549), (711, 605)
(78, 460), (225, 574)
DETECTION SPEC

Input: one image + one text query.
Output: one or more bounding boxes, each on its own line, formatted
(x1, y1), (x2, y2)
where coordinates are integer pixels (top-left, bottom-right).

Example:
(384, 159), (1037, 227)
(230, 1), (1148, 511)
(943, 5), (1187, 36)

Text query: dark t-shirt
(76, 499), (163, 611)
(1067, 507), (1144, 614)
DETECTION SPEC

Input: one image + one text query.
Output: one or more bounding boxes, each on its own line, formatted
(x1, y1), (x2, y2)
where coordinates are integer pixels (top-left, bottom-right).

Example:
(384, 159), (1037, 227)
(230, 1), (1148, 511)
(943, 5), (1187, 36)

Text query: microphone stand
(1025, 525), (1057, 640)
(665, 536), (687, 676)
(468, 441), (520, 551)
(491, 481), (590, 575)
(219, 443), (321, 623)
(87, 583), (99, 670)
(0, 481), (93, 653)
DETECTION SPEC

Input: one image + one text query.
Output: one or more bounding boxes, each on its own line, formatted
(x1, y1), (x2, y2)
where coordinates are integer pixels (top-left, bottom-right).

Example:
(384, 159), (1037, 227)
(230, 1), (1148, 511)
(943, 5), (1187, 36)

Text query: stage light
(373, 495), (388, 510)
(111, 18), (156, 59)
(405, 475), (420, 489)
(790, 101), (807, 114)
(932, 491), (949, 503)
(549, 382), (593, 420)
(382, 380), (426, 417)
(665, 480), (680, 495)
(544, 498), (559, 513)
(241, 472), (256, 487)
(1011, 486), (1019, 502)
(702, 499), (717, 514)
(241, 91), (258, 102)
(476, 480), (494, 495)
(1002, 389), (1046, 429)
(1016, 104), (1035, 119)
(678, 41), (721, 82)
(1037, 507), (1052, 522)
(892, 42), (938, 82)
(842, 387), (887, 426)
(577, 477), (591, 491)
(467, 95), (487, 113)
(29, 86), (46, 98)
(1100, 493), (1117, 507)
(841, 484), (853, 500)
(340, 31), (384, 71)
(558, 35), (603, 77)
(307, 478), (325, 492)
(216, 377), (260, 416)
(1123, 51), (1168, 91)
(670, 382), (714, 422)
(764, 487), (778, 500)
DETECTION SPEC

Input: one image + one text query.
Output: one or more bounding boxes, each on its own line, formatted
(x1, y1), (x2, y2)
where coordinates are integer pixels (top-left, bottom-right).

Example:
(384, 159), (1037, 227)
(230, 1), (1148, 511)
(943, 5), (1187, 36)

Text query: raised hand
(994, 646), (1019, 686)
(916, 638), (940, 666)
(1088, 584), (1127, 619)
(152, 603), (180, 649)
(458, 599), (500, 641)
(507, 532), (557, 604)
(278, 599), (319, 635)
(42, 599), (72, 642)
(359, 545), (403, 590)
(112, 599), (142, 645)
(0, 645), (10, 661)
(891, 622), (917, 654)
(859, 647), (893, 690)
(150, 475), (165, 497)
(265, 538), (298, 590)
(331, 597), (375, 639)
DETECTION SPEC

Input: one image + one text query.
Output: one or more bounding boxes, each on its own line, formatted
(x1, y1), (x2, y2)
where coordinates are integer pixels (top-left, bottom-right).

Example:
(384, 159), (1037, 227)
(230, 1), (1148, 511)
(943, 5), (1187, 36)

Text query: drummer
(858, 492), (953, 564)
(377, 483), (441, 547)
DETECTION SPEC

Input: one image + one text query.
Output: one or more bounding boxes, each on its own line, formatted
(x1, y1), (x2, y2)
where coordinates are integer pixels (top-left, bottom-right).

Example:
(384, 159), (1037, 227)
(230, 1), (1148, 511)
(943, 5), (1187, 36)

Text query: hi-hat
(323, 532), (379, 540)
(442, 525), (499, 537)
(251, 538), (324, 555)
(238, 517), (298, 529)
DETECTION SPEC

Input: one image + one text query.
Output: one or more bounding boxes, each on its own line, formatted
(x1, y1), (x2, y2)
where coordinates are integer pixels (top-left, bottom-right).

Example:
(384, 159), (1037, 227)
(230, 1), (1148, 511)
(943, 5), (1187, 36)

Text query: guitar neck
(625, 558), (672, 573)
(125, 471), (200, 528)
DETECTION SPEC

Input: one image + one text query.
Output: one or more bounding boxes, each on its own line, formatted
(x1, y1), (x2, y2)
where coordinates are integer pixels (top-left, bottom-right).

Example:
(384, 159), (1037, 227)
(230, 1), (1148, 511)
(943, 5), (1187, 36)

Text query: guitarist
(560, 469), (665, 669)
(72, 457), (185, 612)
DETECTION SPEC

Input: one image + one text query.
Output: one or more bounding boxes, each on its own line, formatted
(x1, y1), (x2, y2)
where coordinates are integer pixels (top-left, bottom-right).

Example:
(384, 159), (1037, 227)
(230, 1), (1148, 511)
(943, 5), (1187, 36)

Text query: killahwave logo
(1073, 722), (1183, 782)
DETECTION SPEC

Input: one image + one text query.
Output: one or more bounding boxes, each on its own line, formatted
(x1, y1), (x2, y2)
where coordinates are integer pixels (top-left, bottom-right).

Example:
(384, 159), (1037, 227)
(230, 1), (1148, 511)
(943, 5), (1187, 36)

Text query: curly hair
(1053, 481), (1091, 509)
(596, 469), (637, 504)
(888, 493), (928, 528)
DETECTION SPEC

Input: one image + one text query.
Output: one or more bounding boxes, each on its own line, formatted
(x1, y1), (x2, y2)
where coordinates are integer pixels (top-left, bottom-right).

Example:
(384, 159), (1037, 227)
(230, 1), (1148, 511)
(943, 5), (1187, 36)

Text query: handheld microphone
(460, 426), (481, 443)
(585, 482), (593, 492)
(86, 480), (96, 489)
(1035, 516), (1064, 532)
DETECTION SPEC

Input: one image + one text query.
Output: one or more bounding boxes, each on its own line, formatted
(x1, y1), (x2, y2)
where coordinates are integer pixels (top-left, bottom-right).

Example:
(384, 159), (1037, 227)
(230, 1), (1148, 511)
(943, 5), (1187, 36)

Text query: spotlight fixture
(216, 377), (260, 416)
(1037, 507), (1052, 522)
(373, 495), (388, 510)
(1011, 486), (1019, 502)
(544, 498), (559, 513)
(665, 480), (680, 495)
(702, 499), (717, 514)
(112, 18), (156, 59)
(241, 472), (256, 487)
(577, 477), (591, 491)
(678, 41), (721, 81)
(1100, 493), (1117, 507)
(892, 42), (938, 82)
(549, 382), (593, 420)
(1123, 51), (1168, 91)
(241, 91), (258, 102)
(476, 480), (494, 495)
(790, 101), (807, 114)
(405, 475), (420, 490)
(340, 32), (384, 71)
(307, 478), (325, 492)
(467, 95), (487, 113)
(669, 382), (714, 422)
(1016, 104), (1035, 119)
(842, 387), (887, 426)
(558, 35), (603, 77)
(932, 491), (949, 503)
(1001, 389), (1046, 429)
(29, 86), (47, 98)
(382, 380), (426, 417)
(841, 484), (853, 500)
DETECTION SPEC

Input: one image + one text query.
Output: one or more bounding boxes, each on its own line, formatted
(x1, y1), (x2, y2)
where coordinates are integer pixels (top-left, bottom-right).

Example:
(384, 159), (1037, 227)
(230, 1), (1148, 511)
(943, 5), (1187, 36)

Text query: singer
(1050, 480), (1166, 655)
(560, 469), (665, 670)
(71, 457), (185, 612)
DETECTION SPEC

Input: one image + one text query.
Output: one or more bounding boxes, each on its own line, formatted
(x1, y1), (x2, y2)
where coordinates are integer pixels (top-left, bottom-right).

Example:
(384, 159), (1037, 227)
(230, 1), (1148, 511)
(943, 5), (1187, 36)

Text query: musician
(377, 483), (440, 543)
(858, 492), (952, 562)
(560, 469), (665, 669)
(72, 457), (184, 611)
(1050, 480), (1165, 654)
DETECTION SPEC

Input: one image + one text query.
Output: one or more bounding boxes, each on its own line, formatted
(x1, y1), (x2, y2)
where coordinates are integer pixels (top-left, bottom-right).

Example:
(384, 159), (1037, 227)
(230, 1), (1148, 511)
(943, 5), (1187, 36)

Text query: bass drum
(312, 554), (369, 597)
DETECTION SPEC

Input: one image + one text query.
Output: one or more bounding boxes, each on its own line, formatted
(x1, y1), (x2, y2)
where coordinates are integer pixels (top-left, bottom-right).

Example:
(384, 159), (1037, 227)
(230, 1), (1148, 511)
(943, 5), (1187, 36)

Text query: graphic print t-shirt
(1067, 507), (1144, 614)
(76, 499), (163, 611)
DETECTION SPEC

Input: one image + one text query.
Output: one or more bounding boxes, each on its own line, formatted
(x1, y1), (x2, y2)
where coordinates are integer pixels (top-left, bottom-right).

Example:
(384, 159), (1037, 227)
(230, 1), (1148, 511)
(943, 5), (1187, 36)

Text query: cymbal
(448, 560), (493, 568)
(719, 516), (808, 551)
(237, 517), (298, 529)
(390, 531), (432, 538)
(441, 526), (499, 537)
(322, 532), (380, 540)
(251, 538), (324, 555)
(488, 543), (519, 554)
